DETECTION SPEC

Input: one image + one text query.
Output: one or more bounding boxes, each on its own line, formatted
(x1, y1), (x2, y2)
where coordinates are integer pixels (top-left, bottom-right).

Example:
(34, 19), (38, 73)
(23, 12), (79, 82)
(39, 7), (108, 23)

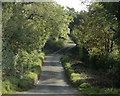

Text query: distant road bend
(3, 43), (85, 96)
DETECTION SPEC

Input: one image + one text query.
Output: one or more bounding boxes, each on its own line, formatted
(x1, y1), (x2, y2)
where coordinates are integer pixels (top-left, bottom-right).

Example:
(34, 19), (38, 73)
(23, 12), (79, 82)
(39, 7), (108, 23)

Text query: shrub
(2, 77), (21, 94)
(39, 52), (45, 61)
(2, 50), (44, 94)
(61, 47), (120, 95)
(26, 72), (38, 84)
(64, 63), (71, 69)
(31, 65), (41, 75)
(2, 79), (14, 94)
(14, 50), (44, 78)
(79, 87), (100, 94)
(2, 73), (39, 94)
(80, 83), (91, 88)
(70, 73), (81, 87)
(18, 72), (38, 90)
(63, 62), (82, 87)
(18, 76), (34, 90)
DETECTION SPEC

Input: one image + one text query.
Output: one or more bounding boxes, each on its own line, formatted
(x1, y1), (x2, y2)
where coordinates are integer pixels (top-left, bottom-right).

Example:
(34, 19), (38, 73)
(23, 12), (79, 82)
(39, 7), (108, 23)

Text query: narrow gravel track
(3, 43), (84, 96)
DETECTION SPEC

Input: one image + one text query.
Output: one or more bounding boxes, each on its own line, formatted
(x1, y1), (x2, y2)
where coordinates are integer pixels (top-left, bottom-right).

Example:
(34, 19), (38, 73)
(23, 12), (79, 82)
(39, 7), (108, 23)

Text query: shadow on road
(3, 43), (86, 96)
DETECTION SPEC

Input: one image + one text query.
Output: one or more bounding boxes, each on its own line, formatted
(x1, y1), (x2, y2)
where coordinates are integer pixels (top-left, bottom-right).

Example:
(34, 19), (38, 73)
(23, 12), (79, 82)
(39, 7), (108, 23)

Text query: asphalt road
(3, 43), (85, 96)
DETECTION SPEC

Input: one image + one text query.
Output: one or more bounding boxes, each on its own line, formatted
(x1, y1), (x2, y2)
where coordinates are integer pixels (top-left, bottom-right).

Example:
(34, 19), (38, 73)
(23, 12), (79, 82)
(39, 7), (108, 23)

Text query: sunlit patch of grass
(70, 73), (81, 84)
(79, 87), (100, 94)
(79, 82), (91, 88)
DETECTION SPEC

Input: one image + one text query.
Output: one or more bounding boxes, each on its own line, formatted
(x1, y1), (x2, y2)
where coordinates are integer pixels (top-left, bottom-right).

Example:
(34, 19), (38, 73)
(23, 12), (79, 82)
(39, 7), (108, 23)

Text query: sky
(54, 0), (90, 12)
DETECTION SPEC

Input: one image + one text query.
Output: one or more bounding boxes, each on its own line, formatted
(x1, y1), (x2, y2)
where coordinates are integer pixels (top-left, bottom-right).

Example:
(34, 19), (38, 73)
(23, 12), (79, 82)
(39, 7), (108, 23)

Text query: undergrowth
(2, 51), (45, 95)
(61, 46), (120, 95)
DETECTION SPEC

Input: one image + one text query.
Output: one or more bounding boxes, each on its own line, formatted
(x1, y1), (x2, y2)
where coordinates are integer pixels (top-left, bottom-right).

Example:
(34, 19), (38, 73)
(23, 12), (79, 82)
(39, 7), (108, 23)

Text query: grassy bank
(2, 51), (45, 94)
(61, 46), (120, 96)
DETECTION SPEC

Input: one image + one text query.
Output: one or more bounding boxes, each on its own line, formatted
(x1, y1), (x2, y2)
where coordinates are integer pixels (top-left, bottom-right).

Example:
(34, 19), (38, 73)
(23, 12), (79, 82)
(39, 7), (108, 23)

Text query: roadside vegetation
(2, 1), (120, 95)
(2, 2), (70, 94)
(61, 2), (120, 95)
(61, 46), (120, 95)
(43, 39), (66, 54)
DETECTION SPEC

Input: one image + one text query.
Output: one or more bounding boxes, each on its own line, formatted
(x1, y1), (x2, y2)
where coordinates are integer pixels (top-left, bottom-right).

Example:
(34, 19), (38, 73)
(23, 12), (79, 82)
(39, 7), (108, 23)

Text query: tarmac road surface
(3, 43), (85, 96)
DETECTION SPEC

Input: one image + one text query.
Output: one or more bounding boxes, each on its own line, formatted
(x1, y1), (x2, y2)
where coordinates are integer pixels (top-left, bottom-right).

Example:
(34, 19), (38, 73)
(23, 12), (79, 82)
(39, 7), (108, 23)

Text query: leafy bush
(2, 72), (39, 94)
(61, 60), (81, 87)
(18, 76), (34, 90)
(70, 73), (81, 87)
(14, 50), (44, 78)
(2, 79), (14, 94)
(61, 51), (120, 95)
(79, 87), (100, 94)
(2, 50), (44, 94)
(2, 76), (21, 94)
(18, 72), (38, 90)
(6, 77), (19, 88)
(31, 65), (41, 75)
(80, 83), (91, 88)
(71, 73), (80, 81)
(26, 72), (38, 84)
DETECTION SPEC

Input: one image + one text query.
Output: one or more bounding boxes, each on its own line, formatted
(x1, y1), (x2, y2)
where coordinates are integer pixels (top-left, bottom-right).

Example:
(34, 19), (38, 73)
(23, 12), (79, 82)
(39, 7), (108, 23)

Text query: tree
(2, 2), (71, 77)
(70, 3), (118, 54)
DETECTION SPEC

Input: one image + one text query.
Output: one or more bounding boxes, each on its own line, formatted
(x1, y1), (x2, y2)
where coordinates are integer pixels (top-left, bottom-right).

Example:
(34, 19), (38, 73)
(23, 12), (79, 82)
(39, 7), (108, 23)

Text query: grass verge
(2, 52), (45, 95)
(61, 52), (120, 96)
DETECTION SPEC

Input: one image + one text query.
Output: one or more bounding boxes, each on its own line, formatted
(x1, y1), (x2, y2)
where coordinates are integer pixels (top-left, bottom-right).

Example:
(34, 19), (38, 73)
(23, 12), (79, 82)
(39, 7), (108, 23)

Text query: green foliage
(70, 3), (118, 55)
(2, 77), (20, 94)
(2, 1), (120, 95)
(67, 2), (120, 88)
(2, 79), (14, 94)
(61, 53), (120, 96)
(18, 76), (34, 90)
(88, 51), (120, 83)
(31, 65), (41, 75)
(102, 88), (120, 94)
(70, 73), (81, 86)
(44, 39), (66, 54)
(24, 72), (38, 84)
(80, 83), (91, 88)
(2, 2), (71, 94)
(61, 55), (70, 63)
(2, 44), (16, 76)
(61, 57), (81, 87)
(100, 2), (119, 45)
(79, 87), (120, 95)
(14, 50), (43, 78)
(79, 87), (100, 94)
(2, 72), (38, 94)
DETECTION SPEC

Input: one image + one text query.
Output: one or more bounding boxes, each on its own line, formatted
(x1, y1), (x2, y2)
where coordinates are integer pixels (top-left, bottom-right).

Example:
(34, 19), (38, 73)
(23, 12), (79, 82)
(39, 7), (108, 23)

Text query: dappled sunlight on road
(7, 44), (83, 96)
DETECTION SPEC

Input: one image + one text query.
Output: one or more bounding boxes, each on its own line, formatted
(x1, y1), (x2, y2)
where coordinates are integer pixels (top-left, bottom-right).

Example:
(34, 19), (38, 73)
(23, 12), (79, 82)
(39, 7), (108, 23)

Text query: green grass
(61, 54), (120, 95)
(2, 52), (45, 95)
(2, 72), (39, 94)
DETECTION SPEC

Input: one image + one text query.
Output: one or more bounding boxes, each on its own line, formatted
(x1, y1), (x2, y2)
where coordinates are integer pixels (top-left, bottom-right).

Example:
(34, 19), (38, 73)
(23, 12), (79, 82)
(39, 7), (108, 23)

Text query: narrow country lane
(3, 44), (85, 96)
